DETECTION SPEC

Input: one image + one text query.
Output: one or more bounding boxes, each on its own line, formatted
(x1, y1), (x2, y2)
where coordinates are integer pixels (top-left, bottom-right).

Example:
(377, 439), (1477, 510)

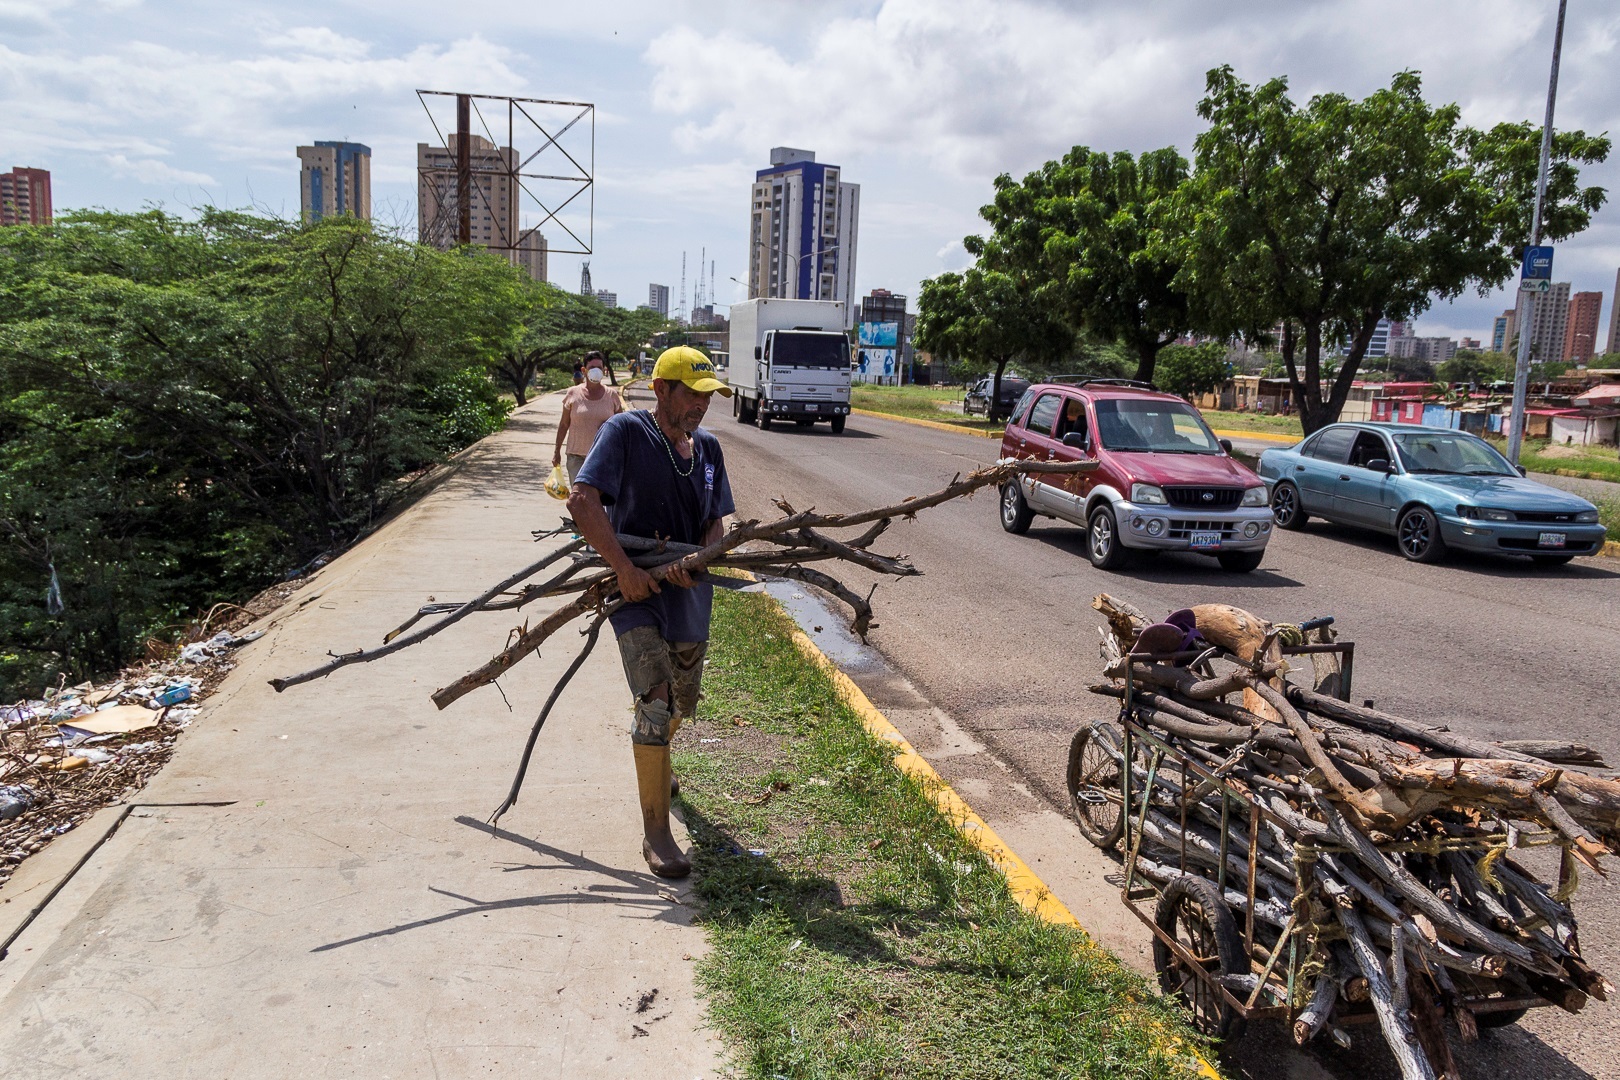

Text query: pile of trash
(0, 629), (262, 888)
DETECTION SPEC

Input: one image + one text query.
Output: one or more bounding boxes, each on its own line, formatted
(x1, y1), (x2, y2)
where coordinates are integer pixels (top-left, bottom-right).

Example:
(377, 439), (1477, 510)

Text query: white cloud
(104, 153), (215, 186)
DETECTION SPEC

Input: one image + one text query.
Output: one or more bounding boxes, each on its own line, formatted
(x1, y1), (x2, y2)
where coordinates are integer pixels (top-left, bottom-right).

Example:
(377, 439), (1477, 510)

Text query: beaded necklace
(653, 411), (695, 477)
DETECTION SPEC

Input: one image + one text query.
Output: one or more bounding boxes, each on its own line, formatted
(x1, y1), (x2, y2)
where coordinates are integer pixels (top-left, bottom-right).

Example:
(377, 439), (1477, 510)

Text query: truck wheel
(760, 411), (773, 430)
(830, 415), (846, 434)
(1217, 550), (1264, 573)
(735, 396), (748, 424)
(1087, 506), (1129, 570)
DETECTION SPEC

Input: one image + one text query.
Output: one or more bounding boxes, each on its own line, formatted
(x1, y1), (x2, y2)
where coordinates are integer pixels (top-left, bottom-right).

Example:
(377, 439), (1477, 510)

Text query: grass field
(1194, 410), (1304, 437)
(1504, 439), (1620, 485)
(677, 589), (1204, 1080)
(849, 383), (1004, 433)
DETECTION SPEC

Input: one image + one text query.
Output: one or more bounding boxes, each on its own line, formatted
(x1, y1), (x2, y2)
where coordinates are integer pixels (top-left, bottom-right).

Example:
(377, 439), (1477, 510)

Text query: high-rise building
(1459, 338), (1481, 350)
(515, 229), (547, 283)
(297, 141), (371, 221)
(0, 167), (52, 226)
(1491, 309), (1517, 353)
(594, 290), (617, 309)
(1609, 270), (1620, 356)
(417, 134), (518, 255)
(1563, 291), (1602, 364)
(1366, 318), (1409, 358)
(1388, 336), (1457, 363)
(747, 147), (860, 327)
(1523, 282), (1572, 364)
(648, 283), (670, 317)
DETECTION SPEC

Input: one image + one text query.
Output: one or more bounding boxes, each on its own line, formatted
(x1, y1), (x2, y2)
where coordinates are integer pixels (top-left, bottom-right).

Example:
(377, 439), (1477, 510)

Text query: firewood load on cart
(1071, 594), (1617, 1080)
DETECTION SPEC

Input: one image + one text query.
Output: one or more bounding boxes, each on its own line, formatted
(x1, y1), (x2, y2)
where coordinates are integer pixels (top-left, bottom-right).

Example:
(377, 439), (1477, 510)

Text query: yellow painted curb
(1209, 427), (1296, 444)
(851, 408), (1004, 439)
(784, 623), (1222, 1079)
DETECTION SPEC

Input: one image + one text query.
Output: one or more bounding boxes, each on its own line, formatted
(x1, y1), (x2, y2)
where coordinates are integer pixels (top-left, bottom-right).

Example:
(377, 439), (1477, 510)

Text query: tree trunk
(988, 356), (1012, 422)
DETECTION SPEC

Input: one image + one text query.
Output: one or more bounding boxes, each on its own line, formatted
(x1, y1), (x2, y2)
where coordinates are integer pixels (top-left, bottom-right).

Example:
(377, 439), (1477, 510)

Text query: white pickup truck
(728, 298), (852, 433)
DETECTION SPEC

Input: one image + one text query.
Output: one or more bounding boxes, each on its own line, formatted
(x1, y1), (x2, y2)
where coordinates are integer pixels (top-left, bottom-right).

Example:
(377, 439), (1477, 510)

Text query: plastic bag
(544, 464), (571, 501)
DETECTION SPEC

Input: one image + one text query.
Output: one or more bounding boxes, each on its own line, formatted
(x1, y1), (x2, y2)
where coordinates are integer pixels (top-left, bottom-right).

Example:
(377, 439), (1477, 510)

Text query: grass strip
(676, 589), (1207, 1079)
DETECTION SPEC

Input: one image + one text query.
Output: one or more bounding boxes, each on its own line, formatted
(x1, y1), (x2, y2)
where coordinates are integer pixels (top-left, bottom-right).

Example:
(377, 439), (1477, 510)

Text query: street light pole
(1506, 0), (1568, 465)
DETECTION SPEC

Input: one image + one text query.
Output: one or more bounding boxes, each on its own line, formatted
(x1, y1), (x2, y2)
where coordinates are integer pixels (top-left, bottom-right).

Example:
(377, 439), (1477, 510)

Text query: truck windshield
(772, 332), (850, 369)
(1094, 399), (1222, 454)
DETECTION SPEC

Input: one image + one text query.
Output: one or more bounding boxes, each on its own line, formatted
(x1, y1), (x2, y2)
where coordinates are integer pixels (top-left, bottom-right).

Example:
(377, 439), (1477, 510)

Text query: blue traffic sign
(1521, 246), (1554, 281)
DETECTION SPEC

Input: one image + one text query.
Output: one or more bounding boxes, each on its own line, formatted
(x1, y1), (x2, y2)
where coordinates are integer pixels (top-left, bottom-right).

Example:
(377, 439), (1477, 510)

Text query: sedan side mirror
(1516, 465), (1527, 477)
(1061, 432), (1089, 450)
(1219, 438), (1233, 454)
(1366, 458), (1393, 474)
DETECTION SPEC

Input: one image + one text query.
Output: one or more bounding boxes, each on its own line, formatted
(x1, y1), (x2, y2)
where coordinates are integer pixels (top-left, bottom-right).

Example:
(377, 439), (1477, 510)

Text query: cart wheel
(1066, 723), (1124, 849)
(1153, 875), (1248, 1041)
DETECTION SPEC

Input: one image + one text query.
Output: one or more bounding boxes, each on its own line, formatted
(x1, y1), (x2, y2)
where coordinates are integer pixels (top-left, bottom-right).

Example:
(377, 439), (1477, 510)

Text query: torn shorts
(616, 624), (707, 746)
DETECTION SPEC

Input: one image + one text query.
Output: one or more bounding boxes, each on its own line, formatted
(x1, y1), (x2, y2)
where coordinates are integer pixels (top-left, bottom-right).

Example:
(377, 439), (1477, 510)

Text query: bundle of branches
(269, 458), (1092, 823)
(1085, 594), (1615, 1080)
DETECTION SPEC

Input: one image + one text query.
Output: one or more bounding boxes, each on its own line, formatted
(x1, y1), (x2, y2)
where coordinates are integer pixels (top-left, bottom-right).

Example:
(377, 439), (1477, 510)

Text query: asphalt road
(699, 401), (1620, 1080)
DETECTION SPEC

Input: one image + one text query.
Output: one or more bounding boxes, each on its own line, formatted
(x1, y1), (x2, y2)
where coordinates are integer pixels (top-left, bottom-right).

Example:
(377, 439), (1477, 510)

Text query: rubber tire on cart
(1474, 1005), (1530, 1029)
(1217, 550), (1264, 573)
(1087, 505), (1129, 570)
(999, 482), (1034, 535)
(830, 414), (846, 434)
(1153, 874), (1248, 1041)
(1396, 505), (1447, 563)
(1066, 723), (1124, 849)
(1271, 481), (1308, 530)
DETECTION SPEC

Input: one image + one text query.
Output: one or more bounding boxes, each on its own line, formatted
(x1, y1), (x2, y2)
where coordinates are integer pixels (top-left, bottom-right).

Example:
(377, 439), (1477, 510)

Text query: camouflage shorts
(617, 624), (707, 746)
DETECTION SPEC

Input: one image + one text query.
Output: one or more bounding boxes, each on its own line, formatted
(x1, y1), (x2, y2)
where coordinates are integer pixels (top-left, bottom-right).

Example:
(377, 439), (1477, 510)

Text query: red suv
(998, 379), (1274, 571)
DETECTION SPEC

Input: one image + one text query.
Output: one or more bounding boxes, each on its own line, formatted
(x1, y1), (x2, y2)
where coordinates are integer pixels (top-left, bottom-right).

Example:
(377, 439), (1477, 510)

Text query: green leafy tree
(1175, 66), (1608, 434)
(914, 267), (1072, 421)
(1153, 342), (1232, 399)
(0, 210), (524, 696)
(491, 288), (667, 403)
(1438, 349), (1510, 386)
(972, 147), (1194, 382)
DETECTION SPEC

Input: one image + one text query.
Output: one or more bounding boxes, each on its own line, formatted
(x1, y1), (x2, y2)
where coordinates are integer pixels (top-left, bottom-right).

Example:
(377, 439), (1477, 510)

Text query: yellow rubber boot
(633, 743), (690, 878)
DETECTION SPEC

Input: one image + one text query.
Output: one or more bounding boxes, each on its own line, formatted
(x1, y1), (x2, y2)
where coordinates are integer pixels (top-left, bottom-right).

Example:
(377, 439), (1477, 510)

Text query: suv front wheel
(1087, 506), (1129, 570)
(999, 482), (1033, 534)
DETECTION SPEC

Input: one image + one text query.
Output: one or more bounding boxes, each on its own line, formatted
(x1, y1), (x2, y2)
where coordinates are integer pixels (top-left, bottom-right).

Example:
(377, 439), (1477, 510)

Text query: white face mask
(586, 367), (604, 383)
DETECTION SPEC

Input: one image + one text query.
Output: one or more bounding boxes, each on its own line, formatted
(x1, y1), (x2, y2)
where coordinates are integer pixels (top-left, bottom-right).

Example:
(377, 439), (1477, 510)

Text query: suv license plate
(1538, 532), (1566, 548)
(1189, 531), (1223, 551)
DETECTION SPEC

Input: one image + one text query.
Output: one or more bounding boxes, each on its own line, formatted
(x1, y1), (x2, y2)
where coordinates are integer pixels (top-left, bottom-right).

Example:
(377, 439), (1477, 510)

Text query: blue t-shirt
(574, 410), (736, 642)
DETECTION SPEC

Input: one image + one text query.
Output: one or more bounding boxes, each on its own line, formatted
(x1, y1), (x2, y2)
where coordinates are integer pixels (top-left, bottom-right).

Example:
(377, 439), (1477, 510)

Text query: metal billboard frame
(415, 90), (594, 256)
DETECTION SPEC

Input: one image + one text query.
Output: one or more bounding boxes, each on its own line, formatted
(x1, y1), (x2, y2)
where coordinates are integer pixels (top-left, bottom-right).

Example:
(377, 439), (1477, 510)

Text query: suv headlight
(1240, 486), (1268, 507)
(1130, 483), (1167, 505)
(1576, 509), (1600, 523)
(1458, 505), (1514, 522)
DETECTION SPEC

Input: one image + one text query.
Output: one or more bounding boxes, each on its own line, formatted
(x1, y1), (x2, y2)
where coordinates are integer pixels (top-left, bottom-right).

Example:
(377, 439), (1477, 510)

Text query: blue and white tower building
(747, 148), (859, 327)
(298, 141), (372, 221)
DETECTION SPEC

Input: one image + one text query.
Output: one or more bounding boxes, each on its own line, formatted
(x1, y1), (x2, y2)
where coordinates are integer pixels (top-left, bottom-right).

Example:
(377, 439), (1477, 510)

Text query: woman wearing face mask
(554, 351), (624, 481)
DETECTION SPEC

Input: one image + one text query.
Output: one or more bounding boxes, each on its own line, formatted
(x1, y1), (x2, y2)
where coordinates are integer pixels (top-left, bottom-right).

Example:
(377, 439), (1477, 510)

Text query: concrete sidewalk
(0, 396), (720, 1078)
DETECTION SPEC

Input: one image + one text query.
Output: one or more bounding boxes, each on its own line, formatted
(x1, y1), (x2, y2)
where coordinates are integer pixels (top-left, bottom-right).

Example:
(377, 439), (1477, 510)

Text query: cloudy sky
(4, 0), (1618, 345)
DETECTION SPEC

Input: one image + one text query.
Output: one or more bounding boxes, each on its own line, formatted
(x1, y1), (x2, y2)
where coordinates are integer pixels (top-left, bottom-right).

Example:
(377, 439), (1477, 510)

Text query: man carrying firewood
(566, 346), (735, 878)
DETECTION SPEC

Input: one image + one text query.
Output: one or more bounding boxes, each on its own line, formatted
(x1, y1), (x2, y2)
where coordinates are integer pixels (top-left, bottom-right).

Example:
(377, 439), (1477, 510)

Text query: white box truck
(728, 298), (852, 433)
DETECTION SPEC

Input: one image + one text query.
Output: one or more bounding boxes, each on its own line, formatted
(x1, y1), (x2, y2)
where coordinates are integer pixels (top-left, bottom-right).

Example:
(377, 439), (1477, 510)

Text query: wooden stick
(1323, 875), (1439, 1080)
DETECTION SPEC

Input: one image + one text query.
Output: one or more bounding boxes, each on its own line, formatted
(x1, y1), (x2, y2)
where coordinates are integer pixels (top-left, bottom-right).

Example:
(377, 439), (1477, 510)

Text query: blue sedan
(1257, 422), (1606, 564)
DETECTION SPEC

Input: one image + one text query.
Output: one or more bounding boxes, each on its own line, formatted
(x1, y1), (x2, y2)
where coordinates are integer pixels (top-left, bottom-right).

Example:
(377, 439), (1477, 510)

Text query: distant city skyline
(5, 3), (1618, 350)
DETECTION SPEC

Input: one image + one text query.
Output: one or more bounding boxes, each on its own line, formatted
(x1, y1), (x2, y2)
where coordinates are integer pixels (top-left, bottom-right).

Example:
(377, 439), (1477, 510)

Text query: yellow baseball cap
(652, 346), (732, 397)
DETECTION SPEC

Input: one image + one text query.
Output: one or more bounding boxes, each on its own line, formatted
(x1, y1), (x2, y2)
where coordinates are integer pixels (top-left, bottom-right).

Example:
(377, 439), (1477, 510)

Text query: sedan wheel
(1397, 506), (1447, 563)
(1087, 506), (1129, 570)
(1271, 482), (1308, 530)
